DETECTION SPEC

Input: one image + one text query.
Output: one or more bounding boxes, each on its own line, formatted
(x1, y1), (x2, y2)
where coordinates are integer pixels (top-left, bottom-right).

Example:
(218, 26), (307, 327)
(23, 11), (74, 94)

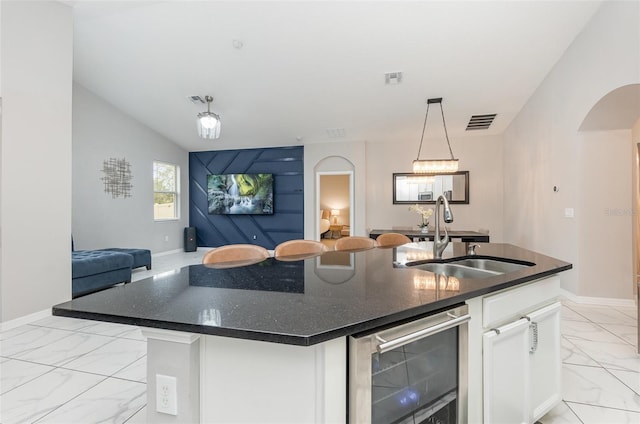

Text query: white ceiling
(70, 0), (602, 152)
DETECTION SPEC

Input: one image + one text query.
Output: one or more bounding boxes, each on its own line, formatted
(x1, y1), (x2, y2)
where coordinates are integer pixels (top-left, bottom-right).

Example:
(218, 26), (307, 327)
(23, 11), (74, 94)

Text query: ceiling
(69, 0), (602, 152)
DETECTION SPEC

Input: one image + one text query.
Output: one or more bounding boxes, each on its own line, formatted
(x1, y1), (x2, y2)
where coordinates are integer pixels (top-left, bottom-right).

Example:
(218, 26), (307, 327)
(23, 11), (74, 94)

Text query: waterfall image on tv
(207, 174), (274, 215)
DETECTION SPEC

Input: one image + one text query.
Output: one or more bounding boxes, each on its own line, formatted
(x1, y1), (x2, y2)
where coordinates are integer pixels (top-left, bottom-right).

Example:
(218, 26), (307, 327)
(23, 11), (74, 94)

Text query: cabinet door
(483, 318), (530, 424)
(527, 301), (562, 422)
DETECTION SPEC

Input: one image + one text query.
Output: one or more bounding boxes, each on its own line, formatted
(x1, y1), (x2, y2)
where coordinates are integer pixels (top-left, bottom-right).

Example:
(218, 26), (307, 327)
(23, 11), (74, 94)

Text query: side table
(328, 224), (344, 239)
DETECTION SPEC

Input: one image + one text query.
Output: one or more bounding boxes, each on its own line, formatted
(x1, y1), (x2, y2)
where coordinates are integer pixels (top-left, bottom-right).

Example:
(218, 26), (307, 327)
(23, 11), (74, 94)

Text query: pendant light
(412, 97), (458, 173)
(197, 95), (221, 139)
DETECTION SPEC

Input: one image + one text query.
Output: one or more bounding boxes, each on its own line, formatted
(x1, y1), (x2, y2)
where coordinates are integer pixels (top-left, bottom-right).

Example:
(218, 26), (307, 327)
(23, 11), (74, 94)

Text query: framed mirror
(393, 171), (469, 204)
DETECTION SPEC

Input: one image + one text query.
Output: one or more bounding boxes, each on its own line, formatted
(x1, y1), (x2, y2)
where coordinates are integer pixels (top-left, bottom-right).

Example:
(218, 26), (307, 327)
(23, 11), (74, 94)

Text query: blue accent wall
(189, 146), (304, 249)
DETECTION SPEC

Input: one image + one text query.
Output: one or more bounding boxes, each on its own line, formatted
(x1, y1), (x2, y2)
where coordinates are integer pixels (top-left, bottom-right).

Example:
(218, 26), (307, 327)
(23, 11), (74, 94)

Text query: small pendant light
(197, 95), (221, 139)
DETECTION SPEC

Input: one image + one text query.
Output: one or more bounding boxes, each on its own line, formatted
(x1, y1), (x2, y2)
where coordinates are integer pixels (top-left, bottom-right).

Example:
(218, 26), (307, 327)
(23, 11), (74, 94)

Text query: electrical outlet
(156, 374), (178, 415)
(164, 235), (169, 242)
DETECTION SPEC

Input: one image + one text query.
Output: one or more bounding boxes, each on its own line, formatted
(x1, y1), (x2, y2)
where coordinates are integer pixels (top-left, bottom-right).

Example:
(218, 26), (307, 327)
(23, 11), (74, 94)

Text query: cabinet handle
(529, 321), (538, 353)
(376, 314), (470, 354)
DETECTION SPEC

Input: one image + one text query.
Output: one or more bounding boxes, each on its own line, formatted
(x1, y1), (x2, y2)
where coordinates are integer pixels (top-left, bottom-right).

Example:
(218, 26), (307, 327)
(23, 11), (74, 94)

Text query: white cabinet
(483, 318), (530, 424)
(528, 302), (562, 421)
(475, 275), (562, 424)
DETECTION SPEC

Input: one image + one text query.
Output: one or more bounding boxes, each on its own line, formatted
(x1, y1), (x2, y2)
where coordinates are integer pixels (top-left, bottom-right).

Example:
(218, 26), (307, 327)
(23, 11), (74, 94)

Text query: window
(153, 161), (179, 220)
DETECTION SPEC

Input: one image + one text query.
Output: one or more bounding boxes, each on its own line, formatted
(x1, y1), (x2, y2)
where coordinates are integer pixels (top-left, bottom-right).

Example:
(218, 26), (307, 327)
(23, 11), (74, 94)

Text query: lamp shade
(330, 209), (340, 216)
(197, 111), (221, 139)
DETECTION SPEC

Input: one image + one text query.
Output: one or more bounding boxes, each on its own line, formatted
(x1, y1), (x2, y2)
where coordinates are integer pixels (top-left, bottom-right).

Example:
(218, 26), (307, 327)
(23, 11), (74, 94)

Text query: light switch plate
(564, 208), (575, 218)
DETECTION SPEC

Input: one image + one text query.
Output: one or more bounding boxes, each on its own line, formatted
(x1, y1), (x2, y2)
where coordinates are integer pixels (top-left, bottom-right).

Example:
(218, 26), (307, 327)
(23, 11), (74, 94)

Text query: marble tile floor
(0, 249), (209, 424)
(0, 249), (638, 423)
(539, 301), (639, 424)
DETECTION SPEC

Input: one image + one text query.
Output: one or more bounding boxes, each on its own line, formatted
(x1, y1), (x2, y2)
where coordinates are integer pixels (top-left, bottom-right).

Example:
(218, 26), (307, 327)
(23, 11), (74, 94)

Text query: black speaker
(184, 227), (197, 252)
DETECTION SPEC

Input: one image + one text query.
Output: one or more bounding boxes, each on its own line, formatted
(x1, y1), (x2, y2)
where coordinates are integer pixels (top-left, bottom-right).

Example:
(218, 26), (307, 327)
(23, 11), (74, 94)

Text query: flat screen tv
(207, 173), (274, 215)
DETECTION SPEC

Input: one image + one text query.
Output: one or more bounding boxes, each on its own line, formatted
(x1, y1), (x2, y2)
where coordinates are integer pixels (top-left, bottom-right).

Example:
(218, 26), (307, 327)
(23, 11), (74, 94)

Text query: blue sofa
(72, 250), (133, 298)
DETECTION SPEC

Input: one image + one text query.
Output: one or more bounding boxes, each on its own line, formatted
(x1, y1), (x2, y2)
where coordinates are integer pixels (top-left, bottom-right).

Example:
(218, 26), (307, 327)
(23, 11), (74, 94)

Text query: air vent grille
(326, 128), (346, 138)
(466, 114), (497, 130)
(384, 72), (403, 85)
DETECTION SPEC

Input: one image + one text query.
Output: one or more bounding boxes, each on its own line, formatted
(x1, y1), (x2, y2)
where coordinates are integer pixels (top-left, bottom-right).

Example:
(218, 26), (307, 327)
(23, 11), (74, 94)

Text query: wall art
(101, 157), (133, 198)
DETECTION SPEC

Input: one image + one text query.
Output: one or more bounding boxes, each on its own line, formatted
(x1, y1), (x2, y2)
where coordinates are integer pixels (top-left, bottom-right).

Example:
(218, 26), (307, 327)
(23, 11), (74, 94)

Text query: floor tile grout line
(563, 303), (637, 326)
(3, 330), (84, 362)
(560, 334), (609, 371)
(0, 366), (58, 397)
(122, 404), (146, 423)
(23, 334), (117, 369)
(563, 303), (637, 347)
(592, 320), (637, 347)
(29, 372), (112, 424)
(109, 374), (147, 384)
(562, 330), (639, 375)
(0, 325), (75, 344)
(602, 366), (640, 397)
(563, 331), (635, 349)
(60, 350), (146, 382)
(564, 399), (640, 415)
(561, 401), (586, 424)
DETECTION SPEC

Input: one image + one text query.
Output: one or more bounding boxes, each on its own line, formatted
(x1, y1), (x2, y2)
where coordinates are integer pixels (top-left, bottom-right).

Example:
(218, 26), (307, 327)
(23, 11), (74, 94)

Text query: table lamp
(331, 209), (340, 224)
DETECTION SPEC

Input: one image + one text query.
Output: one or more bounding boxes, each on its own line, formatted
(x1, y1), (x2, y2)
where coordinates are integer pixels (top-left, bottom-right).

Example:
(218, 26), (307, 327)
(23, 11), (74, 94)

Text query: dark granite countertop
(53, 242), (571, 346)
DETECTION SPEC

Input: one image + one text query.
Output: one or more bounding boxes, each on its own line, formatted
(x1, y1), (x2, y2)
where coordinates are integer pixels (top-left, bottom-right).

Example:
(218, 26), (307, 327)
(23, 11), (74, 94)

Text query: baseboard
(153, 248), (187, 257)
(1, 308), (51, 331)
(560, 289), (637, 308)
(154, 247), (214, 257)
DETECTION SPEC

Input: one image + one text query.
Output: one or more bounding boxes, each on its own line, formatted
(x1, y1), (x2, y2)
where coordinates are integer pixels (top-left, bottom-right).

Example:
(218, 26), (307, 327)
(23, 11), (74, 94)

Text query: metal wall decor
(101, 157), (133, 198)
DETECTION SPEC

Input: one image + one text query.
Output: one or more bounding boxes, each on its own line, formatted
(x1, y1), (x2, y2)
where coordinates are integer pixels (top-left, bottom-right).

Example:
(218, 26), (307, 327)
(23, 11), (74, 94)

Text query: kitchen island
(53, 242), (571, 423)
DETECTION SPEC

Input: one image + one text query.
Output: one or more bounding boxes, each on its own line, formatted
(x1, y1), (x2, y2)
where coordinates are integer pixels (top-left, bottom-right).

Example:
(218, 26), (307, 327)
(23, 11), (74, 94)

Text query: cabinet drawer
(483, 276), (560, 328)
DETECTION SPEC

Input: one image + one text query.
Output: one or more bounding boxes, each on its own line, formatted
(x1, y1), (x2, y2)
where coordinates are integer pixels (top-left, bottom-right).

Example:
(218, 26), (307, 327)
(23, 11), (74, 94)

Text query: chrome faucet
(433, 194), (454, 259)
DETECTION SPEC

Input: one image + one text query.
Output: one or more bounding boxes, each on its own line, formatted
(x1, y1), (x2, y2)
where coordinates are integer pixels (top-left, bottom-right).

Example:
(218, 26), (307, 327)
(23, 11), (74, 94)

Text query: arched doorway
(314, 156), (355, 242)
(578, 83), (640, 352)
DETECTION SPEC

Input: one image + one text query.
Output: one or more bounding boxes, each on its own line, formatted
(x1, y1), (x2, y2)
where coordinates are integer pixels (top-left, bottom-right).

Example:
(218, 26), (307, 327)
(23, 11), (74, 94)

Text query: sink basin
(408, 257), (534, 279)
(447, 258), (531, 274)
(411, 263), (499, 279)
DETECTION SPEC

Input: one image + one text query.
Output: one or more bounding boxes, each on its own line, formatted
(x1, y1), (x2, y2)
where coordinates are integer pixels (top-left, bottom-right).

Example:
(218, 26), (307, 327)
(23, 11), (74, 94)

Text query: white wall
(504, 1), (640, 300)
(0, 1), (73, 321)
(73, 84), (189, 253)
(366, 134), (504, 240)
(303, 134), (503, 243)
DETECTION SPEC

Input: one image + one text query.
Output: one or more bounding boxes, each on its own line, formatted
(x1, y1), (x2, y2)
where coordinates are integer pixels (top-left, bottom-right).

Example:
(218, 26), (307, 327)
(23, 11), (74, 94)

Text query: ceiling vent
(466, 114), (497, 130)
(384, 72), (403, 85)
(326, 128), (346, 138)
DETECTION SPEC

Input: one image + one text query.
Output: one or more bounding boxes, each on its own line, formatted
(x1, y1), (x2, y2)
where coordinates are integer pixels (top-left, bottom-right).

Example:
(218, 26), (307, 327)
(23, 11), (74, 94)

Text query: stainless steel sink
(408, 257), (534, 279)
(447, 258), (530, 274)
(411, 263), (499, 279)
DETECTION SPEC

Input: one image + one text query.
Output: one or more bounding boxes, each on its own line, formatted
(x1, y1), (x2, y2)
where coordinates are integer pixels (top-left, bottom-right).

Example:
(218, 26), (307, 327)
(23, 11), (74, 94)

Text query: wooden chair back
(274, 240), (328, 260)
(334, 236), (377, 251)
(376, 233), (412, 248)
(201, 244), (270, 268)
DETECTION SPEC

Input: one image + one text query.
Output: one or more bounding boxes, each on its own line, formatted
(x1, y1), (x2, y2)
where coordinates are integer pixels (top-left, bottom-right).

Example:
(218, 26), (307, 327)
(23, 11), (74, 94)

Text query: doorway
(316, 171), (354, 244)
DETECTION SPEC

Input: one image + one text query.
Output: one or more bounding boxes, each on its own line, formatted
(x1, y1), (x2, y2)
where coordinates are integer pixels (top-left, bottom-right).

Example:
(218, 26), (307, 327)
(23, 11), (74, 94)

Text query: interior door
(483, 318), (530, 424)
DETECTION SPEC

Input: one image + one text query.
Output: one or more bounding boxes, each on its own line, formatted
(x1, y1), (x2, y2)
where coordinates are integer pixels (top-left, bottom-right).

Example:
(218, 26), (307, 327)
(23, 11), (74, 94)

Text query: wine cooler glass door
(349, 305), (469, 424)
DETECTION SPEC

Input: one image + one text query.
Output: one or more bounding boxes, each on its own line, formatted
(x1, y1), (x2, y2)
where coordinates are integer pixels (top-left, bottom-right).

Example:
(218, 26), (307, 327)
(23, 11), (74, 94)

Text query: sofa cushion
(97, 248), (152, 270)
(72, 250), (133, 279)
